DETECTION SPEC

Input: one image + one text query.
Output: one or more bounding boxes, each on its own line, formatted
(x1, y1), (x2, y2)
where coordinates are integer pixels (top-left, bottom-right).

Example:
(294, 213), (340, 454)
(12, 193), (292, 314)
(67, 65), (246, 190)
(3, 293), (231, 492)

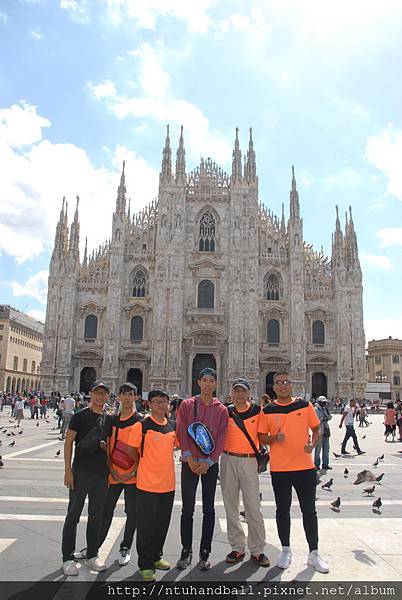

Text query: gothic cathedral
(41, 127), (366, 400)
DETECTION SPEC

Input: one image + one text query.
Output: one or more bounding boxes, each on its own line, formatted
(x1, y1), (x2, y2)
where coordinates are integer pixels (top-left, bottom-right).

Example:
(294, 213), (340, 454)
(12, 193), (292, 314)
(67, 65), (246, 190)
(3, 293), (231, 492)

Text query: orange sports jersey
(128, 416), (176, 493)
(224, 403), (262, 454)
(260, 399), (320, 472)
(108, 413), (142, 485)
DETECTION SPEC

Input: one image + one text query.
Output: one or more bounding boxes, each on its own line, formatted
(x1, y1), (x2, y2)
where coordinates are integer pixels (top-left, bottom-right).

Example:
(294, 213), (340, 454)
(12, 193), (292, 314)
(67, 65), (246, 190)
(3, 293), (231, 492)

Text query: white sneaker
(62, 560), (79, 576)
(86, 556), (107, 572)
(277, 546), (292, 569)
(307, 550), (329, 573)
(118, 547), (131, 566)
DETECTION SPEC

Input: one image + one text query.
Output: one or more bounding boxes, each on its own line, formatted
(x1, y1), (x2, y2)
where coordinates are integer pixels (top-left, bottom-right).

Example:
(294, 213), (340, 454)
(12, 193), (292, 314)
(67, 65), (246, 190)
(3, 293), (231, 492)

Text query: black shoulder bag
(76, 411), (109, 455)
(228, 406), (269, 474)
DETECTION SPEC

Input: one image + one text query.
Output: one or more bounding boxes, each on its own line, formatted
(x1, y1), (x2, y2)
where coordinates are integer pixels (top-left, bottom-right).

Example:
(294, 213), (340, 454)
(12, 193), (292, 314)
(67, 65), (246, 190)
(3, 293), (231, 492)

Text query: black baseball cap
(90, 380), (110, 392)
(232, 378), (250, 391)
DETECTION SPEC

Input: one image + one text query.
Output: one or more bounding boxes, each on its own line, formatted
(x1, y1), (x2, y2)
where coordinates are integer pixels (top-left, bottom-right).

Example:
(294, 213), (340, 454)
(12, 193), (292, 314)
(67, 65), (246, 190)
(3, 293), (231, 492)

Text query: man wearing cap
(61, 380), (114, 576)
(176, 367), (228, 571)
(220, 379), (269, 567)
(314, 396), (332, 471)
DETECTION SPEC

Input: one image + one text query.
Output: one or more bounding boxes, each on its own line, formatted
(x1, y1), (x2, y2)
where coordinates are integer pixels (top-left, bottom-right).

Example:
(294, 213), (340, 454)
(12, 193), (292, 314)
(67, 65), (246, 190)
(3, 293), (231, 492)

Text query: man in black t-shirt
(61, 380), (114, 576)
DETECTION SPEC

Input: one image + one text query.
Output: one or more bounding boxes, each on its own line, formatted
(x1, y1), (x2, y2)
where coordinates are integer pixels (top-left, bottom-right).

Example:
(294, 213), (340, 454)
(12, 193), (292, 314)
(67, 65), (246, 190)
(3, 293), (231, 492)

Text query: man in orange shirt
(220, 379), (269, 567)
(127, 389), (176, 582)
(259, 371), (329, 574)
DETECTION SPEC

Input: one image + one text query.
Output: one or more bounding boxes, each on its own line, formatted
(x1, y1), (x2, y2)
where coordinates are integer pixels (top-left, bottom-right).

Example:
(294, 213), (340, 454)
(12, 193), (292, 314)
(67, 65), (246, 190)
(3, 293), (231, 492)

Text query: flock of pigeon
(0, 415), (62, 469)
(319, 451), (387, 515)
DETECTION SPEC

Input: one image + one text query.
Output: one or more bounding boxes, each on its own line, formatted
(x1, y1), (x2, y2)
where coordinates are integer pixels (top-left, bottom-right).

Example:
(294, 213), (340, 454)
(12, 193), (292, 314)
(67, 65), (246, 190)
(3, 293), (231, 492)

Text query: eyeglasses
(150, 400), (169, 405)
(274, 379), (292, 385)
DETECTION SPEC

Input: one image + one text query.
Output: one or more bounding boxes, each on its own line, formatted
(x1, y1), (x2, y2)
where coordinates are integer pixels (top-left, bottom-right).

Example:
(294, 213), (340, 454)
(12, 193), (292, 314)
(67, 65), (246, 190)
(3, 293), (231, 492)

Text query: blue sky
(0, 0), (401, 341)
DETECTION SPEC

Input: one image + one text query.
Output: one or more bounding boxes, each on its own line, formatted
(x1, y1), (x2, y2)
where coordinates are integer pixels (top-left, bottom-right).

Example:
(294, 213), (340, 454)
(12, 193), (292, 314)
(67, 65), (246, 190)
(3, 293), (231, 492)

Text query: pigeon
(372, 459), (379, 468)
(372, 498), (382, 511)
(7, 433), (11, 437)
(18, 430), (23, 434)
(11, 432), (16, 436)
(8, 420), (13, 423)
(0, 440), (2, 447)
(377, 454), (384, 462)
(322, 478), (333, 490)
(333, 452), (341, 459)
(259, 493), (262, 501)
(36, 422), (39, 427)
(2, 429), (7, 434)
(375, 473), (384, 483)
(0, 457), (3, 468)
(331, 497), (341, 510)
(363, 485), (375, 496)
(239, 510), (246, 521)
(354, 470), (376, 485)
(362, 434), (366, 439)
(344, 468), (349, 478)
(55, 449), (61, 457)
(8, 441), (15, 446)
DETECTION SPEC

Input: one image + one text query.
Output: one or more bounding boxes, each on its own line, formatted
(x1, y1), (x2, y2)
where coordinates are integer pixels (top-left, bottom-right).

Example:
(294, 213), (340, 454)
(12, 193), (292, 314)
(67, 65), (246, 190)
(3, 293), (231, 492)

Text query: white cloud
(377, 228), (402, 248)
(105, 0), (214, 33)
(0, 101), (159, 264)
(29, 28), (44, 41)
(27, 309), (46, 323)
(366, 125), (402, 201)
(0, 11), (7, 23)
(12, 270), (49, 305)
(218, 9), (270, 38)
(365, 320), (402, 343)
(0, 101), (50, 147)
(60, 0), (90, 22)
(89, 44), (232, 164)
(360, 251), (393, 271)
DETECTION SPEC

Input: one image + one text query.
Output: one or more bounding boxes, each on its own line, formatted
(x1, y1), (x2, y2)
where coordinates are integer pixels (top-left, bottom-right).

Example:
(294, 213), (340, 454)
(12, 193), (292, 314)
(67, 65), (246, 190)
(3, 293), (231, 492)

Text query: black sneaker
(251, 553), (270, 567)
(225, 550), (245, 564)
(342, 451), (351, 455)
(198, 550), (211, 571)
(357, 450), (366, 455)
(176, 548), (192, 570)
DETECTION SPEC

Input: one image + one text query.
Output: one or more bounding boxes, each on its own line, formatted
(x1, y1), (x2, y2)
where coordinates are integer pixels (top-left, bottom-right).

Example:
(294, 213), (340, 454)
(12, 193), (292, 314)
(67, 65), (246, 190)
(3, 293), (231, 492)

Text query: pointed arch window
(132, 269), (146, 297)
(267, 319), (280, 345)
(312, 320), (325, 345)
(266, 274), (280, 300)
(199, 212), (216, 252)
(198, 280), (214, 309)
(84, 314), (98, 339)
(130, 316), (143, 342)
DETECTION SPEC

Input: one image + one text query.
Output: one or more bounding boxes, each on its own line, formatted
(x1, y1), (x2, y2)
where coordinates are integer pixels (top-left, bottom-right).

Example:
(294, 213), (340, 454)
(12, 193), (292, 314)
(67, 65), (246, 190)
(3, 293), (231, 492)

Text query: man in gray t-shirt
(60, 395), (76, 440)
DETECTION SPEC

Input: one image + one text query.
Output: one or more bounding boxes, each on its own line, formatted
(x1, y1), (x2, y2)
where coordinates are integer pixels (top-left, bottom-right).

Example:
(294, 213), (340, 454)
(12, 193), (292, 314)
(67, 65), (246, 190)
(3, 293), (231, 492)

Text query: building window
(130, 316), (144, 342)
(393, 355), (400, 364)
(197, 280), (214, 309)
(393, 373), (400, 386)
(267, 319), (280, 344)
(132, 270), (146, 297)
(0, 335), (2, 341)
(265, 274), (281, 300)
(32, 361), (36, 373)
(0, 324), (3, 329)
(375, 370), (386, 382)
(23, 359), (27, 372)
(199, 212), (216, 252)
(312, 320), (325, 345)
(13, 356), (18, 371)
(84, 314), (98, 339)
(375, 356), (381, 365)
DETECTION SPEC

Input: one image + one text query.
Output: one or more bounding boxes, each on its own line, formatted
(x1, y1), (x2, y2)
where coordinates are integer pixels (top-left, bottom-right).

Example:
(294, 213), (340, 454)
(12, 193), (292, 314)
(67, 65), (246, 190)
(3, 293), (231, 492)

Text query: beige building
(0, 305), (44, 394)
(367, 337), (402, 401)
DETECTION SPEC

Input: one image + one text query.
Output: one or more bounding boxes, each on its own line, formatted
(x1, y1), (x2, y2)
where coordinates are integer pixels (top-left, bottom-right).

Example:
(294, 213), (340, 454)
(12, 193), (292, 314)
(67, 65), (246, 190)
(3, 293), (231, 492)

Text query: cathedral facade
(41, 127), (366, 400)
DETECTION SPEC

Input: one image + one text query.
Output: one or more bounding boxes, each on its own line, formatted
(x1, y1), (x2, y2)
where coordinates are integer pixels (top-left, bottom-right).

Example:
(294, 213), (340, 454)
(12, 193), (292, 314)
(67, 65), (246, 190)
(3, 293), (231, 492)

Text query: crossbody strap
(228, 406), (259, 455)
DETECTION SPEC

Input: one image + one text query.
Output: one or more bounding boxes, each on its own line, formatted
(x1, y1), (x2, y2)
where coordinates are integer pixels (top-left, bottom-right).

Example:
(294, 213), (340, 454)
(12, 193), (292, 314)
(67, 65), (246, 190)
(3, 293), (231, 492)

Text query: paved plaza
(1, 406), (402, 585)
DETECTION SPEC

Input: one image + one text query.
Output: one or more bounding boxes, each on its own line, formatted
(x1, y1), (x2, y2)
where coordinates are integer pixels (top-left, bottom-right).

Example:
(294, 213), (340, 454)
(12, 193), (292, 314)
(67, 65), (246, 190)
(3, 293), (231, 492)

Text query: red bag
(110, 433), (135, 470)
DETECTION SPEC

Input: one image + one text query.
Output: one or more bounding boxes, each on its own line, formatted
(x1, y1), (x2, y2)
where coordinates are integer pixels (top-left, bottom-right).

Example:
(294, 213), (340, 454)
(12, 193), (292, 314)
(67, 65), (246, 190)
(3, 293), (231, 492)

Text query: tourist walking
(314, 396), (332, 470)
(384, 402), (397, 442)
(339, 399), (365, 455)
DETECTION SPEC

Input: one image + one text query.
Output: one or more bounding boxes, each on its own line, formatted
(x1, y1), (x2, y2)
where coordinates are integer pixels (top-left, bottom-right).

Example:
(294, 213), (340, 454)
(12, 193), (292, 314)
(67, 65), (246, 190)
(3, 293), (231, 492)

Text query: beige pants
(220, 453), (266, 555)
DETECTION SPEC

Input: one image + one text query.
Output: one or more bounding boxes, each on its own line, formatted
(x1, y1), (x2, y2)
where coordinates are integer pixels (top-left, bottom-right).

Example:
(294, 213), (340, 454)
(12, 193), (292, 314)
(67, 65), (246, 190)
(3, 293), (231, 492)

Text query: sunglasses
(274, 379), (292, 385)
